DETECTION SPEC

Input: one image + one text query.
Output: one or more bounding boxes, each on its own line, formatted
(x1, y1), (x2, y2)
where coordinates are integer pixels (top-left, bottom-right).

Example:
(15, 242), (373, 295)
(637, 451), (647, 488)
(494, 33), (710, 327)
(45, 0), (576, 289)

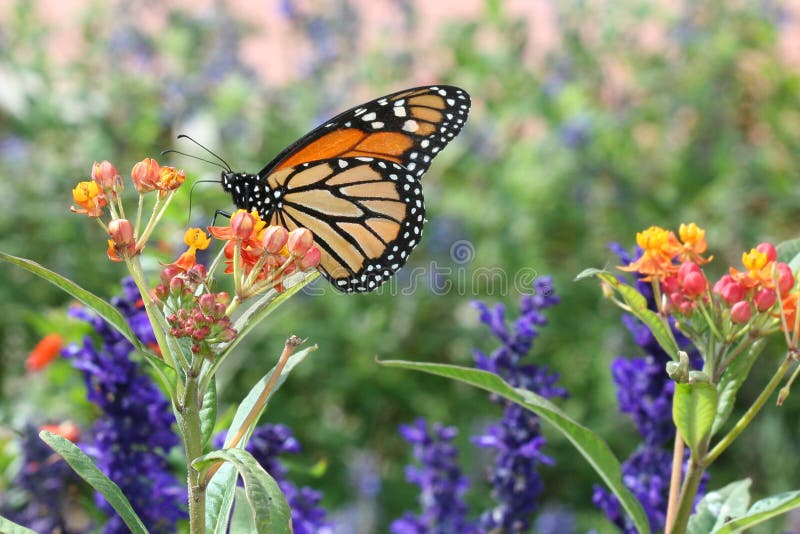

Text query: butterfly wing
(264, 157), (424, 292)
(259, 85), (470, 180)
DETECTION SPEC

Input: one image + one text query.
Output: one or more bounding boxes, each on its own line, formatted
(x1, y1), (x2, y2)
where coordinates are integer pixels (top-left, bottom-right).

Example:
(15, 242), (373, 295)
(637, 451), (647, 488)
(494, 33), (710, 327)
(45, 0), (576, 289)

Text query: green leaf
(194, 448), (291, 534)
(200, 377), (218, 450)
(687, 479), (751, 534)
(379, 360), (651, 534)
(206, 462), (237, 534)
(0, 515), (38, 534)
(712, 339), (765, 436)
(776, 237), (800, 269)
(0, 251), (143, 352)
(673, 382), (718, 453)
(597, 273), (680, 359)
(39, 431), (148, 534)
(574, 267), (610, 280)
(230, 487), (256, 532)
(204, 344), (315, 531)
(712, 489), (800, 533)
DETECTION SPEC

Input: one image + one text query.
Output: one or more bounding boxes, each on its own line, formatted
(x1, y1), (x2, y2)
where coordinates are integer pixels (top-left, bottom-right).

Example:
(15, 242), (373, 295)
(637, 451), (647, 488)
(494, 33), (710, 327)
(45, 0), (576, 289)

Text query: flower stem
(704, 354), (794, 465)
(180, 372), (206, 534)
(664, 434), (685, 532)
(669, 452), (706, 534)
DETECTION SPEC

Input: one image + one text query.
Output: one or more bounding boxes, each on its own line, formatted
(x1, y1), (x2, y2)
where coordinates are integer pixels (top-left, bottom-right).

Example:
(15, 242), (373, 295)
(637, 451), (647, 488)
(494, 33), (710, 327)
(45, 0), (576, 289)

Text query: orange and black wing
(259, 85), (470, 180)
(263, 157), (424, 292)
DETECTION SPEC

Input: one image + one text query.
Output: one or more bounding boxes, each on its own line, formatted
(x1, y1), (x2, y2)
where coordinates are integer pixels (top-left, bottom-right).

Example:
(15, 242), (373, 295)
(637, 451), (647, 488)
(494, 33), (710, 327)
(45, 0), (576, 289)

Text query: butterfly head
(221, 170), (271, 216)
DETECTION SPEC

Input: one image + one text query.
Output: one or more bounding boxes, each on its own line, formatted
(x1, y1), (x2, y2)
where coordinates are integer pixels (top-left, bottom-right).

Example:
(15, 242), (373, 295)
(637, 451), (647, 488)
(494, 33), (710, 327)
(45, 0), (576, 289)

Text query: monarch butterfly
(221, 85), (470, 293)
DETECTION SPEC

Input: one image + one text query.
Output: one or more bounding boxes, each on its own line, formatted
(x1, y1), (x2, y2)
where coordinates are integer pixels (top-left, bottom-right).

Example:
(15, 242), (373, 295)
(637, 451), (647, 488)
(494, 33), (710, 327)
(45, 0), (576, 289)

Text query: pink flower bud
(230, 211), (255, 239)
(713, 275), (744, 305)
(754, 288), (777, 312)
(731, 301), (752, 324)
(756, 242), (777, 263)
(682, 271), (708, 297)
(776, 262), (795, 294)
(298, 245), (322, 270)
(660, 275), (679, 294)
(169, 276), (185, 295)
(287, 228), (314, 257)
(198, 293), (218, 315)
(262, 226), (289, 254)
(131, 158), (161, 193)
(92, 160), (121, 190)
(108, 218), (134, 247)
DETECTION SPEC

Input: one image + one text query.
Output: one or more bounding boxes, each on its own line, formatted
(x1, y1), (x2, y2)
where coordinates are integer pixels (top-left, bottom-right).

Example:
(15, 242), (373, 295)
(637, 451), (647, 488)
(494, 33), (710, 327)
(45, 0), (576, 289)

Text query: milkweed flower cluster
(70, 159), (186, 263)
(593, 244), (708, 533)
(206, 209), (322, 299)
(589, 223), (800, 533)
(63, 278), (186, 533)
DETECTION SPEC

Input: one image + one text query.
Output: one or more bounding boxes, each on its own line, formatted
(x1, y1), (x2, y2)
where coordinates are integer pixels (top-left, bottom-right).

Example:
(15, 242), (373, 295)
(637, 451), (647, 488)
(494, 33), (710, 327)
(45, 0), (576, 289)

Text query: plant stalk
(669, 453), (706, 534)
(182, 372), (206, 534)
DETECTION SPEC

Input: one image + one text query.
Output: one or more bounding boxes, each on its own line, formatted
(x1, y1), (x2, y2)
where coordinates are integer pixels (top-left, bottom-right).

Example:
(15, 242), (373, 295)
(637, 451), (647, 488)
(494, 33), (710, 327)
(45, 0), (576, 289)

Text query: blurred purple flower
(390, 419), (474, 534)
(0, 424), (85, 533)
(62, 277), (185, 534)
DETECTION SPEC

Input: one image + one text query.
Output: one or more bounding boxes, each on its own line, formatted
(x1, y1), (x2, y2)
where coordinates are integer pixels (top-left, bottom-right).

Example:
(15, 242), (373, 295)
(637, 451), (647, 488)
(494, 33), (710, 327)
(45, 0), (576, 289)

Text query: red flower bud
(776, 262), (795, 294)
(92, 160), (121, 190)
(661, 275), (679, 294)
(198, 293), (218, 315)
(682, 271), (708, 297)
(231, 211), (255, 239)
(262, 226), (289, 254)
(169, 276), (185, 295)
(756, 242), (777, 263)
(298, 245), (322, 270)
(731, 301), (752, 324)
(713, 275), (745, 305)
(287, 228), (314, 257)
(754, 288), (777, 312)
(108, 218), (135, 247)
(131, 158), (161, 193)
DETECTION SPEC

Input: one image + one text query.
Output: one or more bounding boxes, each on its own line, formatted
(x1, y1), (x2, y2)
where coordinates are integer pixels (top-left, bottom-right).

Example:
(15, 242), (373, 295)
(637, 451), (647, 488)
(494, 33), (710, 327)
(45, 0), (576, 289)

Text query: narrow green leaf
(0, 251), (142, 352)
(673, 382), (718, 453)
(776, 237), (800, 269)
(687, 479), (751, 534)
(224, 345), (315, 448)
(597, 273), (680, 358)
(0, 515), (38, 534)
(194, 448), (291, 534)
(574, 267), (610, 280)
(712, 490), (800, 533)
(379, 360), (651, 534)
(206, 462), (237, 534)
(39, 431), (148, 534)
(230, 487), (256, 532)
(712, 340), (765, 436)
(204, 345), (314, 530)
(200, 377), (218, 450)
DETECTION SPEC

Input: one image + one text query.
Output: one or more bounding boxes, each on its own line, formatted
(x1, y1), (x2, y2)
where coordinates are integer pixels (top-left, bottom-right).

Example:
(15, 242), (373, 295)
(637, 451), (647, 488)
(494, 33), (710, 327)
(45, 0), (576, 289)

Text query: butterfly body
(222, 85), (470, 293)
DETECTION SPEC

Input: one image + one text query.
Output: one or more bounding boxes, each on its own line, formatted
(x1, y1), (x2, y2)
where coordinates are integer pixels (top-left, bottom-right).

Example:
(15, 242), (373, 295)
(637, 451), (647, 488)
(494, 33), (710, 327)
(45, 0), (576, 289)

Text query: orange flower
(40, 421), (80, 443)
(677, 223), (712, 265)
(156, 166), (186, 192)
(131, 158), (161, 193)
(778, 291), (800, 333)
(70, 181), (107, 217)
(106, 218), (137, 262)
(166, 228), (212, 272)
(619, 226), (682, 280)
(26, 333), (63, 371)
(730, 247), (776, 290)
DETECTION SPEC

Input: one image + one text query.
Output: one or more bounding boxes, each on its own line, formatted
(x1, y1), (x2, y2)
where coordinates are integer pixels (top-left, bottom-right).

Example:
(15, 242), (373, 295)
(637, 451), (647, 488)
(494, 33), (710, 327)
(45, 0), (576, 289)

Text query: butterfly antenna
(177, 134), (233, 172)
(185, 179), (224, 226)
(160, 148), (229, 172)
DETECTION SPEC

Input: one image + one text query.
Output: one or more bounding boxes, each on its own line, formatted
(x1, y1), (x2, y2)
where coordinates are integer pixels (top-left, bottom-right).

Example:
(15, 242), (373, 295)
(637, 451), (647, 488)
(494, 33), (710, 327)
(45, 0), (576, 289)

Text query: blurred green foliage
(2, 0), (800, 531)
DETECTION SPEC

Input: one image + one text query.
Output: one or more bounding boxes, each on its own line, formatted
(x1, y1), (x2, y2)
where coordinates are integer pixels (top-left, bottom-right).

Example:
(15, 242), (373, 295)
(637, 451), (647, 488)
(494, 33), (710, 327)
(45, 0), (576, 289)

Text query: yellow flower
(678, 223), (711, 264)
(70, 181), (107, 218)
(619, 225), (681, 280)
